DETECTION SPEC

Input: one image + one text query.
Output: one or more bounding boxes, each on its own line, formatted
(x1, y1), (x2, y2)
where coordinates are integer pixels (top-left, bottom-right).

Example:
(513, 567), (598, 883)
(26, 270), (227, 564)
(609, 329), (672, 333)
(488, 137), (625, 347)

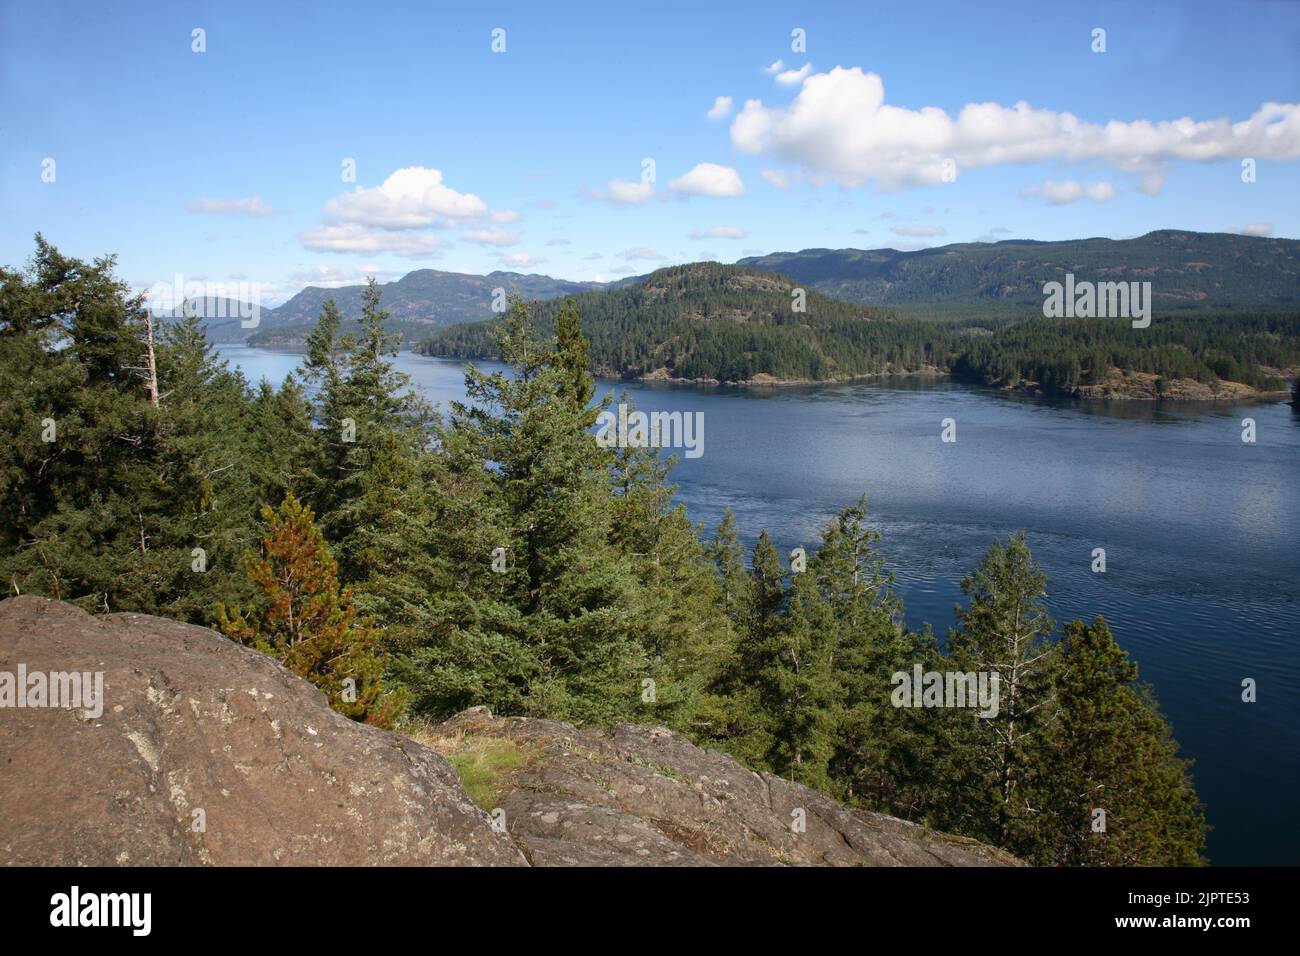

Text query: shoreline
(226, 343), (1295, 405)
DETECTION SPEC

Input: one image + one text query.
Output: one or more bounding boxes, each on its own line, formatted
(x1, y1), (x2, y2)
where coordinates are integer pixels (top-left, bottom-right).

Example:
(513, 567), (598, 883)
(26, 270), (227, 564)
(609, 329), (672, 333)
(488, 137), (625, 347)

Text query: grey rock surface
(0, 597), (525, 866)
(430, 707), (1020, 867)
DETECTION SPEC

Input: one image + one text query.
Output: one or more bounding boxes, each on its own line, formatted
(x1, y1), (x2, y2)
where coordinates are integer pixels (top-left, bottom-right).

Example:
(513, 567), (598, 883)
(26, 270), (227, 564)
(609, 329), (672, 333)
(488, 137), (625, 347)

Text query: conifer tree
(938, 534), (1059, 849)
(555, 296), (595, 411)
(0, 239), (258, 621)
(403, 296), (646, 725)
(216, 494), (394, 726)
(1035, 616), (1205, 864)
(814, 497), (917, 808)
(766, 562), (839, 789)
(705, 508), (753, 625)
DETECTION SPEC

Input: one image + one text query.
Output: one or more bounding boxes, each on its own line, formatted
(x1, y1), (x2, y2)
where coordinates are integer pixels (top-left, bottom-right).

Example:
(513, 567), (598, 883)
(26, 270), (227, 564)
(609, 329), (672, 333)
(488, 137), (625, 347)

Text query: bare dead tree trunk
(144, 309), (160, 407)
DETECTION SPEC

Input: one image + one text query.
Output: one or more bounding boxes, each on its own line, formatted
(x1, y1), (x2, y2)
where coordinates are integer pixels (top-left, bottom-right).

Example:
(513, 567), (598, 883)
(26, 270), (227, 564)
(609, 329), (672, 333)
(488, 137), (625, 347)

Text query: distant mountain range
(737, 230), (1300, 312)
(180, 230), (1300, 345)
(179, 269), (603, 345)
(418, 252), (1300, 397)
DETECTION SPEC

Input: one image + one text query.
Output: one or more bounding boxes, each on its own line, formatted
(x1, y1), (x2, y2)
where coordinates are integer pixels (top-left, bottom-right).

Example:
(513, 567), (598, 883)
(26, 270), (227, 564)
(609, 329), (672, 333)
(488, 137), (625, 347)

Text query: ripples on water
(218, 346), (1300, 865)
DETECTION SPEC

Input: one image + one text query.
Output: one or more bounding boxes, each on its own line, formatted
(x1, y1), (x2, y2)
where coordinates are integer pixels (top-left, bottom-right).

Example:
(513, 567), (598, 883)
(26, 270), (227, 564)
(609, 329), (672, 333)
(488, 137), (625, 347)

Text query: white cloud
(500, 253), (548, 268)
(891, 225), (947, 237)
(298, 223), (446, 257)
(490, 209), (520, 223)
(595, 179), (655, 204)
(1138, 173), (1165, 196)
(763, 60), (786, 75)
(288, 264), (402, 289)
(707, 96), (734, 120)
(623, 247), (665, 261)
(775, 63), (813, 86)
(689, 225), (748, 239)
(1022, 179), (1119, 204)
(188, 196), (274, 217)
(324, 166), (488, 228)
(730, 66), (1300, 189)
(760, 168), (791, 189)
(668, 163), (746, 198)
(461, 228), (521, 246)
(1228, 223), (1274, 237)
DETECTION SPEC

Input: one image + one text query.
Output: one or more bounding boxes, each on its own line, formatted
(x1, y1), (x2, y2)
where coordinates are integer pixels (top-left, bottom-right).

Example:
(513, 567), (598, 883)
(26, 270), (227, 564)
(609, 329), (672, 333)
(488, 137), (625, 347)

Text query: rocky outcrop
(0, 597), (1015, 867)
(0, 597), (524, 866)
(422, 708), (1019, 867)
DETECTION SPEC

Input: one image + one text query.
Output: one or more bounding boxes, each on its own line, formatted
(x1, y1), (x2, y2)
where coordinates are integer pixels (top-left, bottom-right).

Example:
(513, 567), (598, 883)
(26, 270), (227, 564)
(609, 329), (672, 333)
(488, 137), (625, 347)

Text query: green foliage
(1035, 617), (1205, 865)
(0, 237), (260, 620)
(216, 494), (395, 726)
(738, 230), (1300, 310)
(422, 262), (1299, 394)
(0, 237), (1208, 865)
(954, 312), (1300, 393)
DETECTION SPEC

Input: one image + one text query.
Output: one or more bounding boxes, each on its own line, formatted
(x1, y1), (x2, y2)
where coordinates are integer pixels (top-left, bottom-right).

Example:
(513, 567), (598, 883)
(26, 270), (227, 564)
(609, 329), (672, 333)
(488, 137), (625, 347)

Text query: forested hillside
(421, 262), (1300, 397)
(1, 238), (1207, 865)
(423, 262), (959, 382)
(738, 230), (1300, 310)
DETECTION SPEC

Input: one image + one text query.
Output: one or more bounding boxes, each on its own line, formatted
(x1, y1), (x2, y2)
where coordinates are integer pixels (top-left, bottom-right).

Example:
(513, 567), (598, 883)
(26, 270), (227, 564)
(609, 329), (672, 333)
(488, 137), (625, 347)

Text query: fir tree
(938, 534), (1059, 850)
(1035, 616), (1205, 864)
(216, 494), (394, 726)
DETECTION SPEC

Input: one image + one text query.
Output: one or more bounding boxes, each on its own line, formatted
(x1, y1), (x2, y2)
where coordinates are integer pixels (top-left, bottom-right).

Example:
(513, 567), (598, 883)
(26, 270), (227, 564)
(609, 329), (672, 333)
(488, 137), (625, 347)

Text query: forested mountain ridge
(181, 268), (604, 345)
(738, 230), (1300, 311)
(421, 262), (941, 383)
(420, 262), (1300, 397)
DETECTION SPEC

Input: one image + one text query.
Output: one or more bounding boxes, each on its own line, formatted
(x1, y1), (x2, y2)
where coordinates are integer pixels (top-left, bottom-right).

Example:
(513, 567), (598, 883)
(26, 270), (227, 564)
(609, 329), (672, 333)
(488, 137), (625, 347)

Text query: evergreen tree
(765, 560), (839, 788)
(0, 239), (259, 621)
(1035, 617), (1205, 864)
(554, 296), (595, 410)
(936, 534), (1059, 851)
(814, 497), (919, 809)
(401, 297), (647, 725)
(704, 508), (753, 625)
(216, 494), (394, 725)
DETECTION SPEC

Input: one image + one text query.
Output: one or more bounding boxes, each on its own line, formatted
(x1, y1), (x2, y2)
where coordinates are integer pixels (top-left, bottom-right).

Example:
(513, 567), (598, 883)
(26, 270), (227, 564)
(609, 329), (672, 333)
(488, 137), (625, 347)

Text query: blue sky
(2, 0), (1297, 303)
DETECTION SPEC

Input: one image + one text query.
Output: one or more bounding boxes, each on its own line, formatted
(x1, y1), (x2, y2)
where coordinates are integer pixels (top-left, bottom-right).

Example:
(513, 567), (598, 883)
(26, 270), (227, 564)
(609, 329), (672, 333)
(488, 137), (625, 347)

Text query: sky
(2, 0), (1298, 305)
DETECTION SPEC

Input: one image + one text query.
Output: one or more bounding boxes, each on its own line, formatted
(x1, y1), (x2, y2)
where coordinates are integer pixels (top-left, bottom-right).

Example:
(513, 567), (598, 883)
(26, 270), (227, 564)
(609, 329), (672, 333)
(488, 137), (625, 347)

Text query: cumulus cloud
(298, 167), (518, 257)
(708, 96), (734, 120)
(1228, 223), (1274, 237)
(298, 223), (446, 257)
(689, 225), (748, 239)
(1022, 179), (1119, 204)
(730, 66), (1300, 189)
(188, 196), (274, 217)
(461, 227), (521, 246)
(774, 63), (813, 86)
(891, 225), (947, 237)
(325, 167), (488, 228)
(763, 60), (785, 75)
(668, 163), (746, 198)
(594, 179), (655, 204)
